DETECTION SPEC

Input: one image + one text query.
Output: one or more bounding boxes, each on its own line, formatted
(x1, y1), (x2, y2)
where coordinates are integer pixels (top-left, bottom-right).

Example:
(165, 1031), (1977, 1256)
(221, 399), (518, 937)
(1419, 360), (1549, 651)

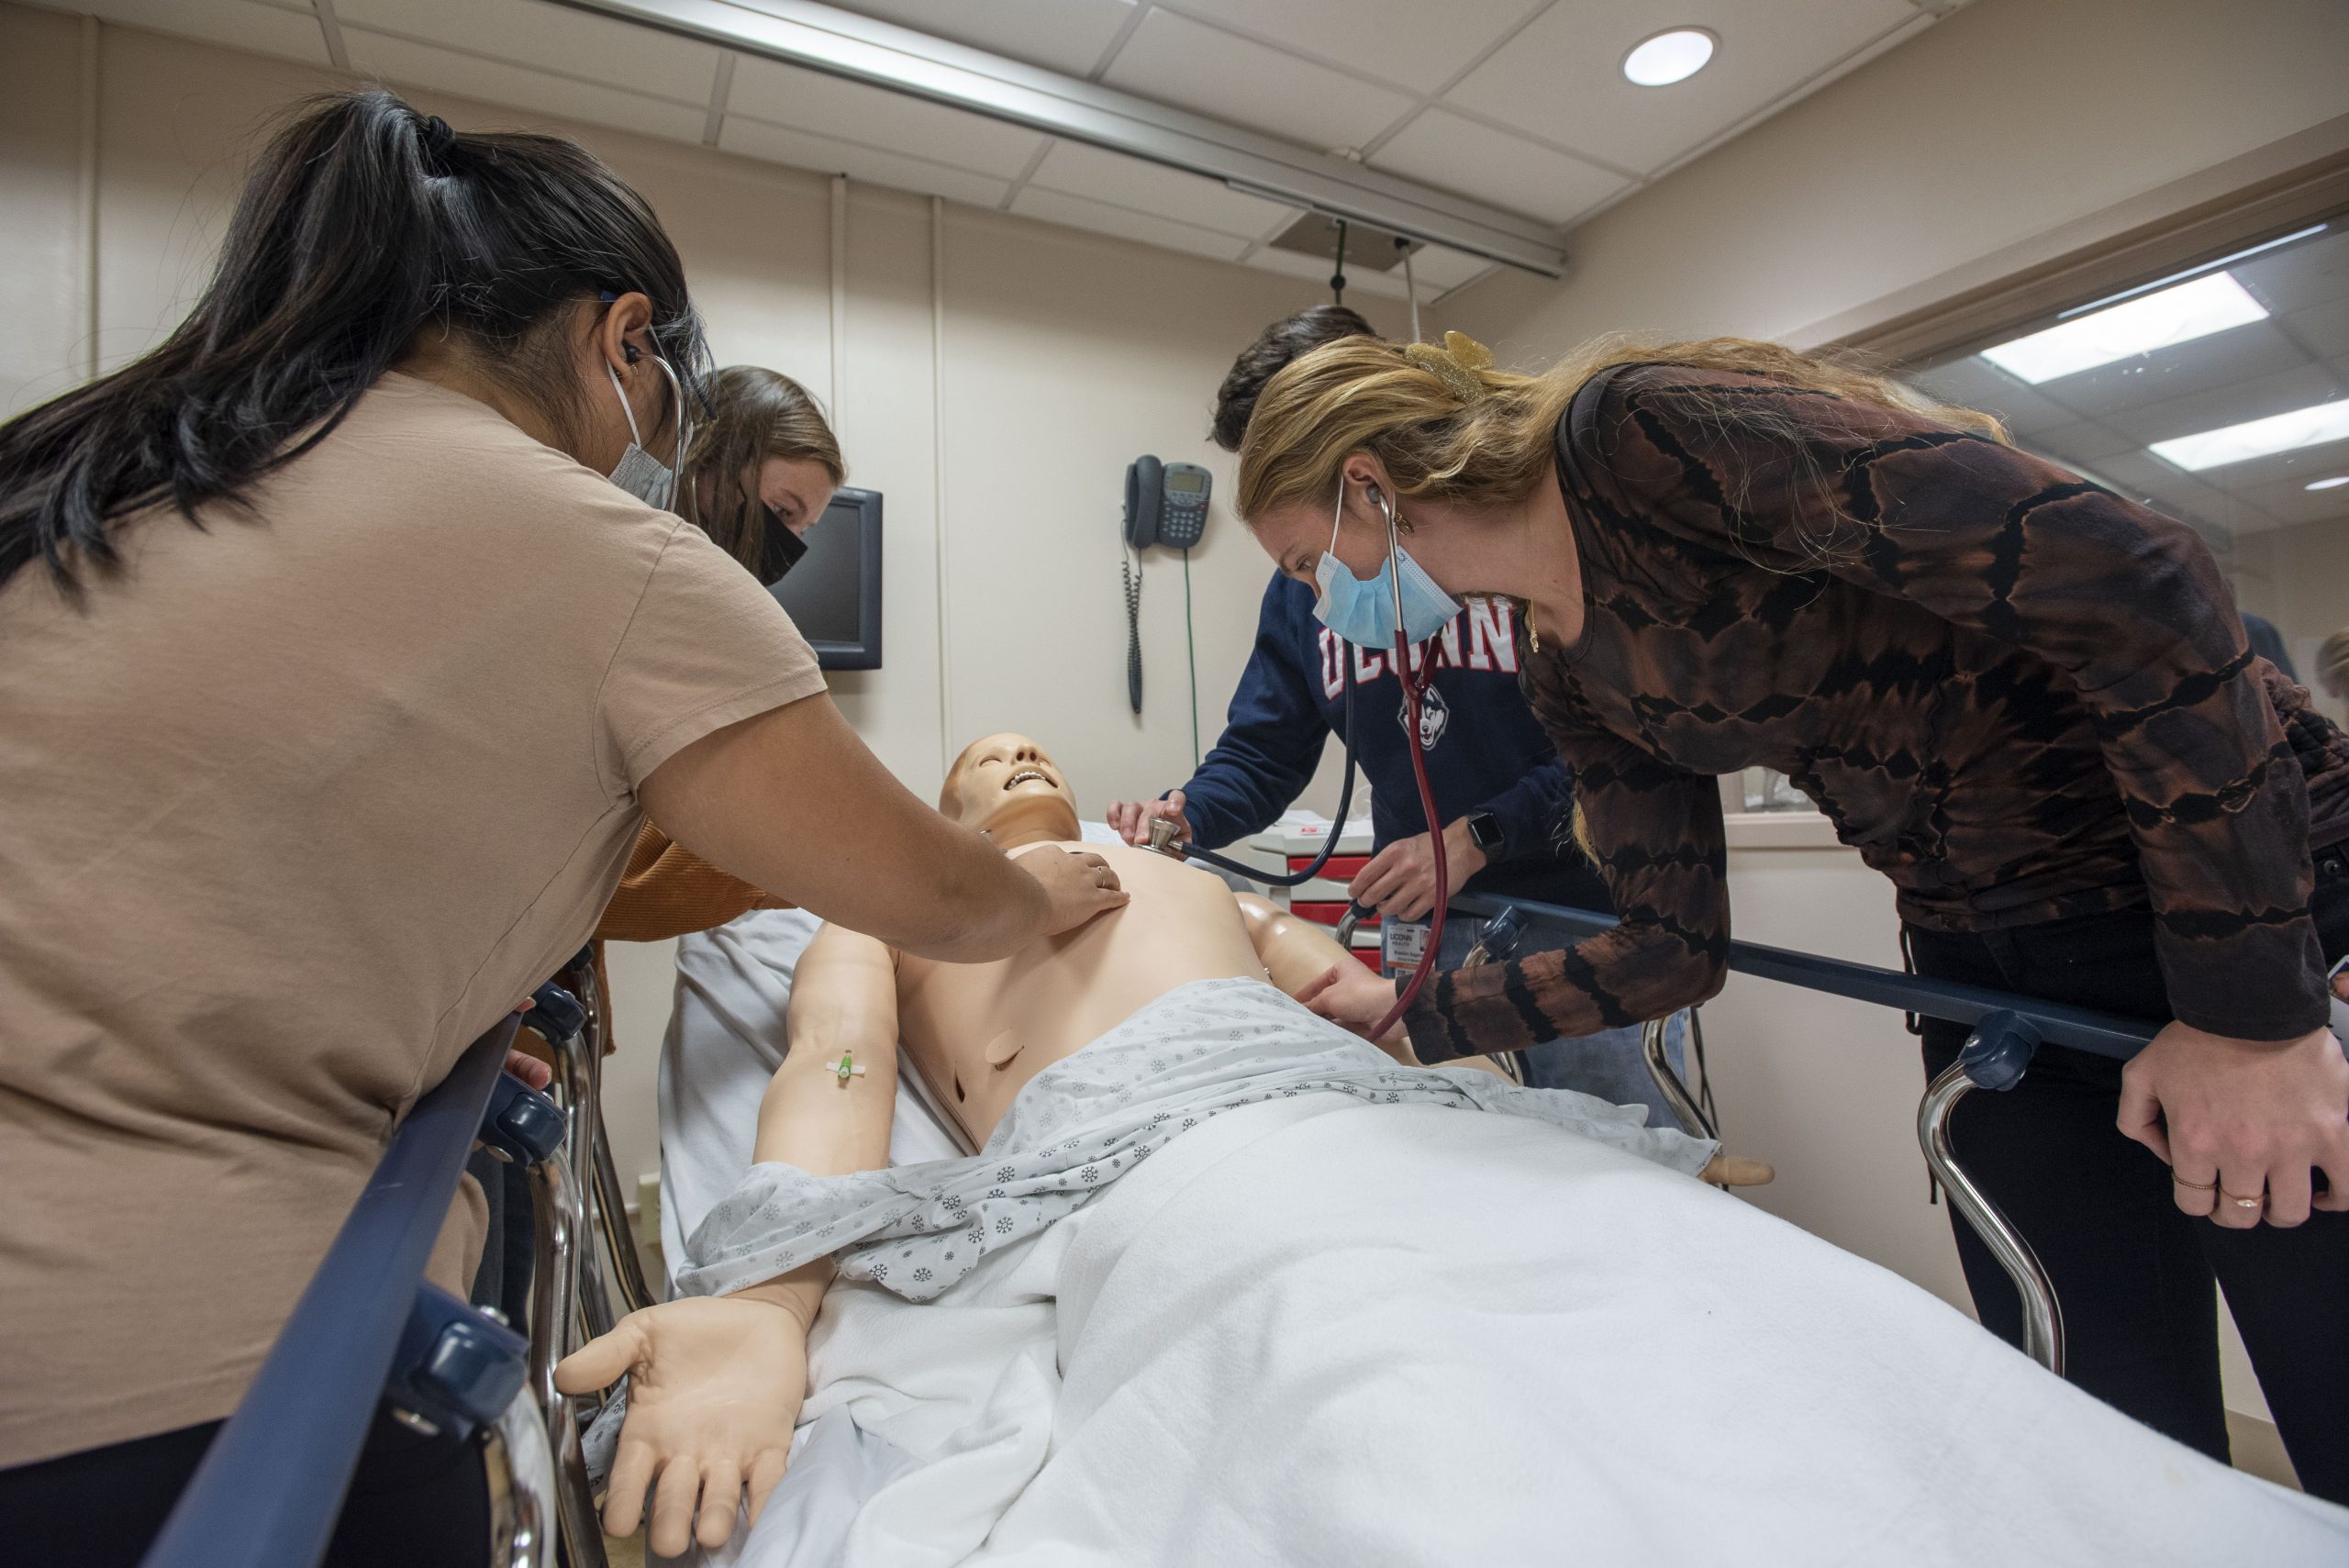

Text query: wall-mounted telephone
(1120, 455), (1213, 731)
(1124, 455), (1211, 550)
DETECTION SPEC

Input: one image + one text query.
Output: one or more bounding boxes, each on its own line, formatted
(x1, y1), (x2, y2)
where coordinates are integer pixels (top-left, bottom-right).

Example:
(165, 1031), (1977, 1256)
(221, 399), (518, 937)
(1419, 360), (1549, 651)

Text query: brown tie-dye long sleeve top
(1404, 363), (2349, 1063)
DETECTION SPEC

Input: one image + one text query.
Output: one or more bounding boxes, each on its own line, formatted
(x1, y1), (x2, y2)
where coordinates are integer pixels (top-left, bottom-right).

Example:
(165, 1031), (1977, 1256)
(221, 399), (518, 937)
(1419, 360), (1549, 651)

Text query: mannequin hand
(1012, 844), (1130, 935)
(553, 1293), (809, 1554)
(1348, 823), (1486, 922)
(2117, 1018), (2349, 1228)
(1106, 791), (1190, 848)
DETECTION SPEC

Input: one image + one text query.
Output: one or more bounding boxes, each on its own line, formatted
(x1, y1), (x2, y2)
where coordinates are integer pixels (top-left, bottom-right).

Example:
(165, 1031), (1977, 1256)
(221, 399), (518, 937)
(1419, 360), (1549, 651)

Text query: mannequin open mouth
(1004, 769), (1053, 791)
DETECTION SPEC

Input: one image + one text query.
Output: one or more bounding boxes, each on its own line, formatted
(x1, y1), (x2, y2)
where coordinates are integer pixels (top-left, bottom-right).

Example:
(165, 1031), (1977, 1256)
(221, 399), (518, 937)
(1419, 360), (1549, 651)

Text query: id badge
(1383, 917), (1429, 973)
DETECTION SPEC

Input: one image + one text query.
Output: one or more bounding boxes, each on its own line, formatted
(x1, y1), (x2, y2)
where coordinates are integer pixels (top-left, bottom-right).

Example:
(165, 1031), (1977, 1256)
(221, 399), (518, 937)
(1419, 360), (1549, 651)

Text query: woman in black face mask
(584, 368), (849, 1005)
(680, 364), (845, 582)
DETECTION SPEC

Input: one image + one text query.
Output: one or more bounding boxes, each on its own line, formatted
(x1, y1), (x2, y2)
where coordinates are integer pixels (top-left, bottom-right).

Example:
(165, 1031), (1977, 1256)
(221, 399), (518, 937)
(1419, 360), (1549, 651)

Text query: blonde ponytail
(1235, 329), (2005, 527)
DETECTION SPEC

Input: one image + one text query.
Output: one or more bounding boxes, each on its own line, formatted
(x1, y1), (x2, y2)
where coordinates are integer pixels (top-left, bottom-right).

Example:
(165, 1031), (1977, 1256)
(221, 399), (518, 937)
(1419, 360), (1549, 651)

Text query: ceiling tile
(2286, 299), (2349, 359)
(2233, 227), (2349, 316)
(1904, 355), (2077, 432)
(727, 53), (1048, 179)
(1400, 243), (1493, 292)
(2027, 419), (2142, 465)
(2026, 322), (2314, 421)
(1241, 243), (1411, 300)
(2230, 471), (2349, 531)
(1024, 140), (1295, 239)
(1448, 0), (1918, 175)
(1101, 9), (1414, 155)
(822, 0), (1137, 78)
(718, 114), (1011, 207)
(337, 0), (721, 106)
(2086, 450), (2281, 536)
(1162, 0), (1536, 94)
(1369, 108), (1624, 226)
(74, 0), (330, 65)
(2092, 357), (2342, 443)
(341, 28), (707, 141)
(1009, 185), (1249, 261)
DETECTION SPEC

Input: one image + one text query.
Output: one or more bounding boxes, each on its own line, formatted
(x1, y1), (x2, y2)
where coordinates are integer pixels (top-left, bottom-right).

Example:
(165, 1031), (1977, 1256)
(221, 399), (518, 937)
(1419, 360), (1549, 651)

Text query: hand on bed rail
(555, 1276), (818, 1554)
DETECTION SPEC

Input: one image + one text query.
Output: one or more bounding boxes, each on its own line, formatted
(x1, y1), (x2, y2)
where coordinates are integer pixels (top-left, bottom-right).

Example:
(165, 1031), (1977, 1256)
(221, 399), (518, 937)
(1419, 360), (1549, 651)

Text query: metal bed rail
(1449, 892), (2161, 1376)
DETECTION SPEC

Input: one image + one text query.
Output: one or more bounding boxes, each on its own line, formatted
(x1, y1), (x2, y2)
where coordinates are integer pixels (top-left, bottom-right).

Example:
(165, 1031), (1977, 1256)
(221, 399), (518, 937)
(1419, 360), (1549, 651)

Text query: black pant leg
(0, 1420), (220, 1568)
(2189, 868), (2349, 1505)
(1906, 921), (2230, 1462)
(0, 1411), (487, 1568)
(2197, 1213), (2349, 1502)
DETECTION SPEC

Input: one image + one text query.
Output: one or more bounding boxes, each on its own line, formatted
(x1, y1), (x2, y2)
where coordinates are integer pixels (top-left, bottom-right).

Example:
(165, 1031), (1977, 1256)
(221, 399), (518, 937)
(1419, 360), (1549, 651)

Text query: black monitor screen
(764, 486), (882, 671)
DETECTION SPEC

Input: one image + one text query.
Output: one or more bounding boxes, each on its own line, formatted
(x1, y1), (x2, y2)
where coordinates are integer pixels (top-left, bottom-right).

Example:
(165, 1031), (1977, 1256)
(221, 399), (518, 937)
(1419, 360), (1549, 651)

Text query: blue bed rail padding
(139, 1009), (557, 1568)
(1448, 894), (2157, 1062)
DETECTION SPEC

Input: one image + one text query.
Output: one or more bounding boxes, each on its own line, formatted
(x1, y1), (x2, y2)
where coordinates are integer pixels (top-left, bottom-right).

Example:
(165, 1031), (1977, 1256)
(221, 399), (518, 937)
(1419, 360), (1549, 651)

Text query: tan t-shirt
(0, 373), (825, 1465)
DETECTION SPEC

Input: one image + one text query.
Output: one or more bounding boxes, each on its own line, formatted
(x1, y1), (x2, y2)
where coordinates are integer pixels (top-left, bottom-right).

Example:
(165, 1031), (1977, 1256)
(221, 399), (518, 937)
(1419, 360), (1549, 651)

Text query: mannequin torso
(896, 840), (1268, 1146)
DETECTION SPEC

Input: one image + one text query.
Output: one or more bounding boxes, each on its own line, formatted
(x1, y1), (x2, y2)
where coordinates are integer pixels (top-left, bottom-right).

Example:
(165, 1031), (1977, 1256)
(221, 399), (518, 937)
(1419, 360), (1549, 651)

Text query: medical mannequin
(557, 732), (1765, 1555)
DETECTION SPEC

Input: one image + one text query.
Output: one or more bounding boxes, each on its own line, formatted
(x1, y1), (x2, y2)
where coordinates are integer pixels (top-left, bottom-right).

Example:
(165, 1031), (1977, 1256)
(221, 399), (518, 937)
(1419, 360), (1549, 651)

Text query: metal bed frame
(1452, 892), (2157, 1376)
(140, 903), (2155, 1566)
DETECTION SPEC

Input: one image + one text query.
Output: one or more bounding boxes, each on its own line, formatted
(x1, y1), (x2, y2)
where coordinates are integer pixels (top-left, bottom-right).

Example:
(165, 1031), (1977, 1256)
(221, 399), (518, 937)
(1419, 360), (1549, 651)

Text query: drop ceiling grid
(1917, 227), (2349, 539)
(54, 0), (1971, 310)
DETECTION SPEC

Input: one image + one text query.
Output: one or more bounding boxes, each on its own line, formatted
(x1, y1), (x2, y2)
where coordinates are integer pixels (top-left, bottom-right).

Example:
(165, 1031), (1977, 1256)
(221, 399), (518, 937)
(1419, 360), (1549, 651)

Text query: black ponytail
(0, 88), (707, 593)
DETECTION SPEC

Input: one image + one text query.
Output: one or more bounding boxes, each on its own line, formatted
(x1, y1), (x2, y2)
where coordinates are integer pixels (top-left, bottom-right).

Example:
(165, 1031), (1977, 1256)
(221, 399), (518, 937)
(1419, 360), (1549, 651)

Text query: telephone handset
(1120, 455), (1212, 718)
(1124, 455), (1211, 550)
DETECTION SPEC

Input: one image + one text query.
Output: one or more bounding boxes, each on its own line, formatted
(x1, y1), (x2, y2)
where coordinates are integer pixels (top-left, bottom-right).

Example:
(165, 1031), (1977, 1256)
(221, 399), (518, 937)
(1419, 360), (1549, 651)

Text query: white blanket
(709, 1092), (2346, 1568)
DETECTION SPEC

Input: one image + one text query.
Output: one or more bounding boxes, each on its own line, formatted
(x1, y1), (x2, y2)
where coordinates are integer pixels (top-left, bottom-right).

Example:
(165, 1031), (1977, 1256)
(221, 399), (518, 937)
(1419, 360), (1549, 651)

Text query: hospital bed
(134, 888), (2158, 1567)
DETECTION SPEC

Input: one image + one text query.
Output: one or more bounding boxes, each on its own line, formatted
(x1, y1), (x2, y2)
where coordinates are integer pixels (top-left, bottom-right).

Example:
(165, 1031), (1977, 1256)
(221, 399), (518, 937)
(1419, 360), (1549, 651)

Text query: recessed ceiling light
(2150, 400), (2349, 472)
(2310, 475), (2349, 491)
(1622, 28), (1716, 87)
(1980, 272), (2267, 384)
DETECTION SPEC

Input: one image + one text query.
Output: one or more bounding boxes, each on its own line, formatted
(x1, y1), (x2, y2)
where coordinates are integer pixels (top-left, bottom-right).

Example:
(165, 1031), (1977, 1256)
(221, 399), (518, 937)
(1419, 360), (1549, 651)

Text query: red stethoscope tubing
(1366, 627), (1445, 1044)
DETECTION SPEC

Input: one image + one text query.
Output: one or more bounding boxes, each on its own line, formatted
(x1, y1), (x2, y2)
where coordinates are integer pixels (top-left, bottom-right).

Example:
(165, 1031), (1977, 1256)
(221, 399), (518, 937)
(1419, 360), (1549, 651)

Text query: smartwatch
(1464, 810), (1505, 854)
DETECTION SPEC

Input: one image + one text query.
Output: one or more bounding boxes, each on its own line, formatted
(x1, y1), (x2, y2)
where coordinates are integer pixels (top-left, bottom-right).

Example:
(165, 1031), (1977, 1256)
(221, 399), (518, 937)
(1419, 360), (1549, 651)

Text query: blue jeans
(1386, 910), (1690, 1129)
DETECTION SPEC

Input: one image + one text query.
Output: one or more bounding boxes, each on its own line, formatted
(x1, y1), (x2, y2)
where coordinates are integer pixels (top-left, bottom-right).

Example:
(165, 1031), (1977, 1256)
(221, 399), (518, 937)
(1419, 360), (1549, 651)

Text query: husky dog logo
(1399, 684), (1450, 751)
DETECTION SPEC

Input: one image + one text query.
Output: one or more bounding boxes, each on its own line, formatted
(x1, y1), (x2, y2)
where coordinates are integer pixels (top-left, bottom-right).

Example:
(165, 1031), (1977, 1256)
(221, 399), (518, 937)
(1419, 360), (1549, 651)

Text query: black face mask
(762, 500), (809, 582)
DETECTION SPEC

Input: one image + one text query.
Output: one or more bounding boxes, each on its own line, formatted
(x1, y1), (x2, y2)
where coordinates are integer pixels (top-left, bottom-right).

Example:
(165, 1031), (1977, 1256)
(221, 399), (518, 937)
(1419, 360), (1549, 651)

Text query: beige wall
(1446, 0), (2349, 356)
(0, 3), (1405, 1204)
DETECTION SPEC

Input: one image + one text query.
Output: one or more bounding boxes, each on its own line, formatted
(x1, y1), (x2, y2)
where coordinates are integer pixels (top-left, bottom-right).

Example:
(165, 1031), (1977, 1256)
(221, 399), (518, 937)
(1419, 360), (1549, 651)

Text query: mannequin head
(940, 733), (1081, 849)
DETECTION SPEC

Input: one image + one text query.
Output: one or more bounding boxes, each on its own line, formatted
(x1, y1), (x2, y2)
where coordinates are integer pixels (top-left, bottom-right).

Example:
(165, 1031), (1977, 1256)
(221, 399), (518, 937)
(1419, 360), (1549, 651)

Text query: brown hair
(1235, 331), (2004, 540)
(1210, 304), (1375, 453)
(681, 365), (845, 568)
(2318, 626), (2349, 700)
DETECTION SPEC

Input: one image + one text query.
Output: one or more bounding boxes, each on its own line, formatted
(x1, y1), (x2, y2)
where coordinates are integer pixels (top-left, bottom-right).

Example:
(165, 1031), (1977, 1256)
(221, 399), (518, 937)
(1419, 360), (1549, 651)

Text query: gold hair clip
(1403, 330), (1496, 405)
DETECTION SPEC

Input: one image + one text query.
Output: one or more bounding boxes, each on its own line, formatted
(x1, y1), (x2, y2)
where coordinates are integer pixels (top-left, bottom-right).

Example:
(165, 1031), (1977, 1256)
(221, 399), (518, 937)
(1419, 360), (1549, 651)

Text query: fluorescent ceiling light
(2150, 400), (2349, 472)
(1622, 28), (1715, 86)
(1980, 272), (2267, 384)
(2310, 475), (2349, 491)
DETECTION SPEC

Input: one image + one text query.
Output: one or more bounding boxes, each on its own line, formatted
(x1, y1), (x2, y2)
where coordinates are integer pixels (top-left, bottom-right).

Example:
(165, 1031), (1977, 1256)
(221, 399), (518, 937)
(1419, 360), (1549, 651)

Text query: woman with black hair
(0, 91), (1123, 1565)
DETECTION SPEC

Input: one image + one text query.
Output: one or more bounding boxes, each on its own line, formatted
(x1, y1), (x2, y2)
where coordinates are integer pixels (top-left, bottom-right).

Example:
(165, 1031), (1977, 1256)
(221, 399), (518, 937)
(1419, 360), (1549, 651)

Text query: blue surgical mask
(1311, 481), (1461, 650)
(605, 354), (689, 512)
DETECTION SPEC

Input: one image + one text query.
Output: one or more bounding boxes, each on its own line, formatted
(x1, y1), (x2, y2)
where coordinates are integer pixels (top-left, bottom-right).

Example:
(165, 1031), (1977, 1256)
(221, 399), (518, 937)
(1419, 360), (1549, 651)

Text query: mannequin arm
(552, 924), (900, 1553)
(1233, 893), (1508, 1075)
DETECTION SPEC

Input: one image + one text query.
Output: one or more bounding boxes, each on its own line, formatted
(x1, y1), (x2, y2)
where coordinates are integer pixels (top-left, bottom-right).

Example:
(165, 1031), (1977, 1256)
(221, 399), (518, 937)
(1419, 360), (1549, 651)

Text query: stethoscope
(1144, 484), (1447, 1042)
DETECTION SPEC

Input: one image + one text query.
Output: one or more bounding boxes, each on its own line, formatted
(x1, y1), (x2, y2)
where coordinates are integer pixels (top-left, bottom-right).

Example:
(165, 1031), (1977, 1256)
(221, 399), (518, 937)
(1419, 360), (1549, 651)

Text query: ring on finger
(2171, 1172), (2217, 1193)
(2219, 1185), (2266, 1210)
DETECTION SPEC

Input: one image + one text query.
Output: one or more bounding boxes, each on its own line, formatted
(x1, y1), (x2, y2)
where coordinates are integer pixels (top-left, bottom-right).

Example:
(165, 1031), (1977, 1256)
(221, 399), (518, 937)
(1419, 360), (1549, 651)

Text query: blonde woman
(1241, 331), (2349, 1501)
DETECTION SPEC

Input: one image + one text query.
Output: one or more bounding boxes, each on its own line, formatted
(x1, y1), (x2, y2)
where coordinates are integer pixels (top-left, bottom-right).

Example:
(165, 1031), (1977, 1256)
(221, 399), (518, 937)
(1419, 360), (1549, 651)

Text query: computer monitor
(763, 486), (882, 671)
